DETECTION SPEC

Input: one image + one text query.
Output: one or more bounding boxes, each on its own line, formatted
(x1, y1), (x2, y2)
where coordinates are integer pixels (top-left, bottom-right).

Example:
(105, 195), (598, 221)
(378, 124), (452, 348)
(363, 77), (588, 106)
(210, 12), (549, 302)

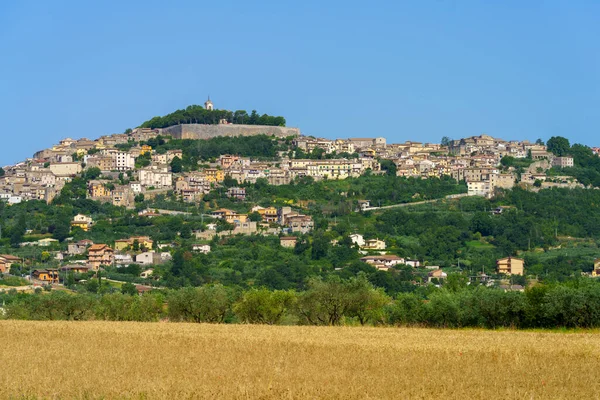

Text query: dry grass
(1, 321), (600, 399)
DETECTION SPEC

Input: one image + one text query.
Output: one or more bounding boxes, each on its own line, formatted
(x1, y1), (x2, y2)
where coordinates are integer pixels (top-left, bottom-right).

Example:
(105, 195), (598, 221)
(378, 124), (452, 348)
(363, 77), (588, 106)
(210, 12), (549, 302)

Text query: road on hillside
(363, 193), (469, 211)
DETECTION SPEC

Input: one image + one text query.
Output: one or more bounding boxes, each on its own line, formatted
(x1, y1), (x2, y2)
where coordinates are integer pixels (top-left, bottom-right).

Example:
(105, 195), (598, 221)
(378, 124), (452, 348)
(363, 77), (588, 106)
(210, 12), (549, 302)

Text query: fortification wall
(160, 124), (300, 140)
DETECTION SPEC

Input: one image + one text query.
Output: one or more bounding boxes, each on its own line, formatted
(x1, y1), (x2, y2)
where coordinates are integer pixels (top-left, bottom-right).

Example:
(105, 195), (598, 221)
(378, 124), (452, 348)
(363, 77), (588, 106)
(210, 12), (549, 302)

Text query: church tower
(204, 96), (214, 111)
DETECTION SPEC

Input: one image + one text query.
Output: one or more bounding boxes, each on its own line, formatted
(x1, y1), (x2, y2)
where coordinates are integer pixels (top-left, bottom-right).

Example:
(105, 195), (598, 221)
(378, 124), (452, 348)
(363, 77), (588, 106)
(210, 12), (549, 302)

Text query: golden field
(1, 321), (600, 399)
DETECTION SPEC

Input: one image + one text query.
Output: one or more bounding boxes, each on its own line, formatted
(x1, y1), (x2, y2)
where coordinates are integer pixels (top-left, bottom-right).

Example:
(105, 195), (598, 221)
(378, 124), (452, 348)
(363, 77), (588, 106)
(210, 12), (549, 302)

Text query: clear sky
(1, 0), (599, 165)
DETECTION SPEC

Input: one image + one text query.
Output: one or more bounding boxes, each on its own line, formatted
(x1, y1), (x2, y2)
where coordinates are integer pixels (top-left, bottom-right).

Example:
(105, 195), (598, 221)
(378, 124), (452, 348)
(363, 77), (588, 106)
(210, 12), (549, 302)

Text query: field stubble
(1, 321), (599, 399)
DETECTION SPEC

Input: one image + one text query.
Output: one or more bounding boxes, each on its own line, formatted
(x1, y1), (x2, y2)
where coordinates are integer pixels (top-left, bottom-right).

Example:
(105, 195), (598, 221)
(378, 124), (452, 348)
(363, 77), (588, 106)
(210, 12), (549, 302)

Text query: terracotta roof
(88, 244), (110, 251)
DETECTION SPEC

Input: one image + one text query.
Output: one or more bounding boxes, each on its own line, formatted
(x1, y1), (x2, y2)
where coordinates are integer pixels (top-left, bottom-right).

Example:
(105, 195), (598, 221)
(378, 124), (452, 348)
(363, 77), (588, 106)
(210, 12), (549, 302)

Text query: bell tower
(204, 96), (214, 111)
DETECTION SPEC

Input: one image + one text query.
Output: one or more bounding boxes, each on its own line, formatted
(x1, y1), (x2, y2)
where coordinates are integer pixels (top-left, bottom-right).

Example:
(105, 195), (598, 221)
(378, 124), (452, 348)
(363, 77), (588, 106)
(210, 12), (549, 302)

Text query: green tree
(52, 220), (70, 242)
(248, 212), (262, 222)
(121, 282), (138, 296)
(84, 167), (102, 180)
(546, 136), (571, 157)
(170, 156), (183, 173)
(167, 285), (235, 323)
(233, 288), (297, 325)
(346, 274), (391, 325)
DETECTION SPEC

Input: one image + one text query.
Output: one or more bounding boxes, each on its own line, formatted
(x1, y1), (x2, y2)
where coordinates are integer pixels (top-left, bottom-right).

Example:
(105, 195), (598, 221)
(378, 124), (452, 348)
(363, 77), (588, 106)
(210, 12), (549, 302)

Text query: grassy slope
(1, 321), (599, 399)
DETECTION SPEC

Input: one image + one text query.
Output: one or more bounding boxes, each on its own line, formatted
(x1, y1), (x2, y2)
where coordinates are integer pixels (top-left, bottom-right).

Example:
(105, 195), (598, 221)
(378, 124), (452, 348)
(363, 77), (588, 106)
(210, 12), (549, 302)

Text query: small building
(67, 239), (94, 255)
(0, 254), (21, 274)
(135, 251), (163, 266)
(280, 236), (298, 248)
(60, 265), (90, 274)
(32, 269), (59, 283)
(552, 157), (574, 169)
(349, 234), (365, 247)
(361, 239), (386, 251)
(192, 244), (211, 254)
(496, 257), (524, 276)
(88, 244), (114, 270)
(356, 200), (371, 211)
(226, 187), (246, 201)
(360, 255), (404, 268)
(71, 214), (93, 232)
(428, 269), (447, 283)
(114, 236), (154, 252)
(591, 258), (600, 277)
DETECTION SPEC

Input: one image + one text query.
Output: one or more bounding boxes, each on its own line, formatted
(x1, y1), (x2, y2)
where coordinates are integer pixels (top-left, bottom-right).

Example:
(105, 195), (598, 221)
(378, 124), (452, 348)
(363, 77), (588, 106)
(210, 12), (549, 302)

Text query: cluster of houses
(0, 124), (591, 206)
(0, 128), (385, 206)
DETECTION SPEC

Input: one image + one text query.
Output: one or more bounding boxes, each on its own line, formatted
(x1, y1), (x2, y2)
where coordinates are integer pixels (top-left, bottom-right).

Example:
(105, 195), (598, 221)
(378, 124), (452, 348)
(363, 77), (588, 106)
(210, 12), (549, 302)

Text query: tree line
(139, 105), (286, 129)
(4, 277), (600, 329)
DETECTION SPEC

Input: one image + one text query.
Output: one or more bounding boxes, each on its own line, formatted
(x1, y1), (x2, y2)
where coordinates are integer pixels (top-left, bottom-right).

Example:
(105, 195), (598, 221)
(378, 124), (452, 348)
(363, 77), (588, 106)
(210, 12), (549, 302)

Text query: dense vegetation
(140, 134), (286, 170)
(139, 105), (286, 129)
(4, 278), (600, 329)
(3, 182), (600, 291)
(546, 136), (600, 187)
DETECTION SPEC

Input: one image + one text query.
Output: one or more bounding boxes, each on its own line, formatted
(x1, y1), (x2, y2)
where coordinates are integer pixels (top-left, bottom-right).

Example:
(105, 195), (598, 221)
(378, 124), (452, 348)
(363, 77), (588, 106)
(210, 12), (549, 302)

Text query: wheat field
(1, 321), (599, 399)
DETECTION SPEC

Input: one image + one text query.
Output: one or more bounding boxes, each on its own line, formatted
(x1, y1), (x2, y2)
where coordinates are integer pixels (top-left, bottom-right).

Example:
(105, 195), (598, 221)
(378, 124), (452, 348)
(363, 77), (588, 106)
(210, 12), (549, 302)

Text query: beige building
(280, 236), (298, 248)
(496, 257), (524, 276)
(49, 162), (82, 177)
(88, 244), (114, 270)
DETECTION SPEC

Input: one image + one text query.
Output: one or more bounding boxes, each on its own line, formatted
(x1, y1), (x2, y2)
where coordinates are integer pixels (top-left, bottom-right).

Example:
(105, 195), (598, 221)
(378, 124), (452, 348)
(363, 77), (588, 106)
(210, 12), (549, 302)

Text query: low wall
(161, 124), (300, 140)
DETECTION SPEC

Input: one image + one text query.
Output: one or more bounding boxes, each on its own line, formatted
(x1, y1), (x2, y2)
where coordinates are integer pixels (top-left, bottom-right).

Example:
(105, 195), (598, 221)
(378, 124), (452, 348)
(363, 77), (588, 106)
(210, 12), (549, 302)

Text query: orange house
(0, 254), (21, 274)
(88, 244), (115, 270)
(32, 269), (59, 283)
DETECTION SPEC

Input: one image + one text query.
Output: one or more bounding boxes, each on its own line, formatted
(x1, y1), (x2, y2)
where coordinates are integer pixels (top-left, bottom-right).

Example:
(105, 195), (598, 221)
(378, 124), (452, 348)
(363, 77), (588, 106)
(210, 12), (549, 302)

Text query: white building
(139, 166), (172, 189)
(114, 152), (135, 171)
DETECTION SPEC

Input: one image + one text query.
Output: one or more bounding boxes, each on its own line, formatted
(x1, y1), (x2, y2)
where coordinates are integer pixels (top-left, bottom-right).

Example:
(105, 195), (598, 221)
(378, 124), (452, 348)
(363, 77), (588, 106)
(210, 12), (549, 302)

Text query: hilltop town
(1, 99), (600, 296)
(3, 99), (596, 207)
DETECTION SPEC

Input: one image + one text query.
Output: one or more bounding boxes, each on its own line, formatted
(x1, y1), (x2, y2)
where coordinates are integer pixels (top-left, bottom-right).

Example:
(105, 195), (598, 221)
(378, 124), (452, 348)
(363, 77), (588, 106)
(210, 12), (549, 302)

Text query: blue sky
(1, 0), (599, 165)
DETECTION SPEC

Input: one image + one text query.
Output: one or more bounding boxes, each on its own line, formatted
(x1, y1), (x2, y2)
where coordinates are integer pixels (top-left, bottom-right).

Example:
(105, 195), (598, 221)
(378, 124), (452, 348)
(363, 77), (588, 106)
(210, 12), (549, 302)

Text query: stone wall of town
(161, 124), (300, 140)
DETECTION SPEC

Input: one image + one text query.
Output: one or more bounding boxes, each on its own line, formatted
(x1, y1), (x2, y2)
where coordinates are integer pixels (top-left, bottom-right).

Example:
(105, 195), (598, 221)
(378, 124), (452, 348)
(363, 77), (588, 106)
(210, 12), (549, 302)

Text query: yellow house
(114, 236), (154, 251)
(71, 214), (93, 231)
(496, 257), (524, 276)
(257, 207), (278, 223)
(88, 181), (112, 198)
(140, 145), (153, 155)
(204, 168), (225, 183)
(32, 269), (59, 283)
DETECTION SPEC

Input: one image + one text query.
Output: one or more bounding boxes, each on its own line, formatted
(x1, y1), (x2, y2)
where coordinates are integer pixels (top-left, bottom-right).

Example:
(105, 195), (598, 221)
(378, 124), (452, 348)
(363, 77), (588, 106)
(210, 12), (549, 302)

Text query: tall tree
(170, 156), (182, 173)
(546, 136), (571, 157)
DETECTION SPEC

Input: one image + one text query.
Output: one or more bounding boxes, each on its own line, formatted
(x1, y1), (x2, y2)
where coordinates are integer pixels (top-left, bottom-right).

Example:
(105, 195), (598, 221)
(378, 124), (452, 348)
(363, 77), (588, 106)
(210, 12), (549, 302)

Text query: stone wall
(160, 124), (300, 140)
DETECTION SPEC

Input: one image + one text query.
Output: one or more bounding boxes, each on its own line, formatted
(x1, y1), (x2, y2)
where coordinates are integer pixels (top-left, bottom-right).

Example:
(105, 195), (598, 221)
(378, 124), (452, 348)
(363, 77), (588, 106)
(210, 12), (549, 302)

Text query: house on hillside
(428, 269), (447, 283)
(88, 244), (114, 270)
(0, 254), (21, 274)
(361, 239), (386, 251)
(591, 258), (600, 277)
(226, 187), (246, 201)
(280, 236), (298, 248)
(496, 257), (524, 276)
(192, 244), (211, 254)
(67, 239), (94, 255)
(360, 255), (404, 268)
(349, 234), (365, 247)
(135, 251), (163, 266)
(32, 269), (59, 283)
(114, 236), (154, 252)
(60, 265), (90, 274)
(70, 214), (94, 232)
